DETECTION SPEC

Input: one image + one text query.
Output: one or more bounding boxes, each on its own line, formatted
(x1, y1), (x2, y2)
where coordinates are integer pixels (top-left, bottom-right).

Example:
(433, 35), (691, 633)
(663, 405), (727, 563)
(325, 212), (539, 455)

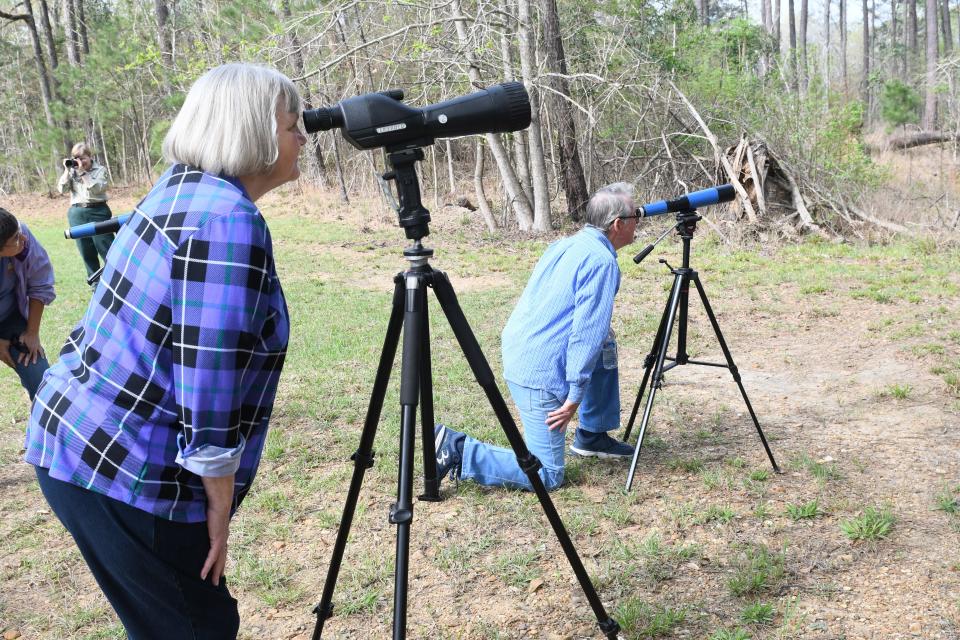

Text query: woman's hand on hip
(200, 474), (235, 586)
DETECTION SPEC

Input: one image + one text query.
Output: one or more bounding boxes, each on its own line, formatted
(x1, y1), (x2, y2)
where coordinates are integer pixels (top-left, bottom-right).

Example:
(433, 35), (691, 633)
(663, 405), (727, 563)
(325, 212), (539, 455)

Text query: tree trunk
(862, 0), (870, 106)
(892, 0), (900, 77)
(63, 0), (80, 65)
(824, 0), (831, 90)
(924, 0), (939, 128)
(762, 0), (772, 33)
(496, 0), (532, 206)
(37, 0), (58, 71)
(75, 0), (88, 55)
(788, 0), (797, 88)
(155, 0), (173, 64)
(1, 2), (56, 128)
(773, 0), (782, 52)
(539, 0), (589, 222)
(516, 0), (551, 231)
(840, 0), (848, 91)
(908, 0), (918, 71)
(451, 0), (534, 229)
(799, 0), (808, 88)
(280, 0), (328, 187)
(697, 0), (709, 24)
(473, 140), (497, 231)
(941, 0), (953, 53)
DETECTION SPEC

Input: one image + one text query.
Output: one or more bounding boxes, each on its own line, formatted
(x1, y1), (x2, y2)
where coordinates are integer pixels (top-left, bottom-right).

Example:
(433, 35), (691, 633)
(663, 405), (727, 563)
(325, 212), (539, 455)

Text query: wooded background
(1, 0), (958, 235)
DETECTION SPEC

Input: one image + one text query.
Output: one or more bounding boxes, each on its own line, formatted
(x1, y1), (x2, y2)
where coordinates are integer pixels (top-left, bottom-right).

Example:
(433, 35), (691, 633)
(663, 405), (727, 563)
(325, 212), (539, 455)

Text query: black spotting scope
(303, 82), (532, 151)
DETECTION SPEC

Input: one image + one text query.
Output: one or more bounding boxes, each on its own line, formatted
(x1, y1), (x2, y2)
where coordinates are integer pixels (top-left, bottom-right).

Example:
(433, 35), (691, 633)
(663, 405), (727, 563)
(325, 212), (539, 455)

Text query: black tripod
(622, 210), (780, 491)
(311, 148), (620, 640)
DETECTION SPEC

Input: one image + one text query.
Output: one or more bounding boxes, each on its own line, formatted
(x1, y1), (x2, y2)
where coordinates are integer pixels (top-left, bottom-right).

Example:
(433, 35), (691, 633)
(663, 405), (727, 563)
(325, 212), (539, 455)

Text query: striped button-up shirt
(501, 226), (620, 404)
(26, 165), (289, 523)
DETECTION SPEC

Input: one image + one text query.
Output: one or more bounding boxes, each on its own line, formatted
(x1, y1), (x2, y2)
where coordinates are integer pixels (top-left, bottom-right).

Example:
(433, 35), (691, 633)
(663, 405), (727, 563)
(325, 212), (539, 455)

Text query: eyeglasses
(617, 208), (643, 221)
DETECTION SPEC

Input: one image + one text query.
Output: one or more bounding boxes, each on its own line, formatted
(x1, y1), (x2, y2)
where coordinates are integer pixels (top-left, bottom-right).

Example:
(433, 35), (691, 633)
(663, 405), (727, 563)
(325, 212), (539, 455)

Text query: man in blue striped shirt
(435, 183), (639, 491)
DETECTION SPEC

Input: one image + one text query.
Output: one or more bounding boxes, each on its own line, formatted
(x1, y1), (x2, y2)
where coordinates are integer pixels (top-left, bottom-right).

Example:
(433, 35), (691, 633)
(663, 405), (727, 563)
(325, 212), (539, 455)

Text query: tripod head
(633, 209), (701, 264)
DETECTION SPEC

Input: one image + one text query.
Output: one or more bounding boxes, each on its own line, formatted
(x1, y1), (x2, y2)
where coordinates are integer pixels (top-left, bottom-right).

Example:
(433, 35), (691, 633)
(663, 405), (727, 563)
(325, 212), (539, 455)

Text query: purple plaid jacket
(26, 165), (289, 523)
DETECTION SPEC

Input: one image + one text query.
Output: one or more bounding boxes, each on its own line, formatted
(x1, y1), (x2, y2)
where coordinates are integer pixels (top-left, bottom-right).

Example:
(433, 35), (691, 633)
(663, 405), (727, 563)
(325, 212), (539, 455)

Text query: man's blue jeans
(459, 375), (620, 491)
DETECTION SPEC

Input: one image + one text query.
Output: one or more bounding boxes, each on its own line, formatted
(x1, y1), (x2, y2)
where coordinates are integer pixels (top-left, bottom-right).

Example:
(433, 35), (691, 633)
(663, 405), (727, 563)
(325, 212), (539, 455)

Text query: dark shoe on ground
(570, 429), (634, 459)
(434, 423), (466, 482)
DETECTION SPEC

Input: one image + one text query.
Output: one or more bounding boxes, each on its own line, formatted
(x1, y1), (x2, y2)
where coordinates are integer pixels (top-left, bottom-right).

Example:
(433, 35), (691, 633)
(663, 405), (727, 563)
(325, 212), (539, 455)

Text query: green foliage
(710, 629), (752, 640)
(728, 544), (786, 597)
(740, 601), (775, 624)
(840, 506), (896, 541)
(785, 499), (820, 520)
(615, 597), (687, 638)
(880, 79), (921, 131)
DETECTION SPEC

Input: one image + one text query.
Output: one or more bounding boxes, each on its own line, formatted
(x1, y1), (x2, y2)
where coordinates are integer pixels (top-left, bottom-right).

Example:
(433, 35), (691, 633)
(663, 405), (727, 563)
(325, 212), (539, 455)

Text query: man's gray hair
(584, 182), (635, 231)
(162, 63), (302, 177)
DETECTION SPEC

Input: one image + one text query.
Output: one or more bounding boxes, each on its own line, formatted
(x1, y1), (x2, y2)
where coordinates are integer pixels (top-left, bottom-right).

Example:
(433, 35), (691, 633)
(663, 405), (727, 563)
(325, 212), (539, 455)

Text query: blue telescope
(64, 213), (132, 239)
(638, 184), (735, 217)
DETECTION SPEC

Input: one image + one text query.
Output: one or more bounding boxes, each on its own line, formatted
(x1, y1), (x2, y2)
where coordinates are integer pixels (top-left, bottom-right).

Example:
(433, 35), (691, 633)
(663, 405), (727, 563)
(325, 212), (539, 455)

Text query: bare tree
(824, 0), (831, 90)
(539, 0), (589, 221)
(774, 0), (782, 52)
(841, 0), (848, 90)
(788, 0), (798, 87)
(923, 0), (938, 128)
(800, 0), (808, 87)
(63, 0), (81, 65)
(1, 1), (56, 128)
(862, 0), (870, 106)
(155, 0), (173, 65)
(908, 0), (918, 72)
(516, 0), (551, 231)
(940, 0), (952, 53)
(451, 0), (534, 229)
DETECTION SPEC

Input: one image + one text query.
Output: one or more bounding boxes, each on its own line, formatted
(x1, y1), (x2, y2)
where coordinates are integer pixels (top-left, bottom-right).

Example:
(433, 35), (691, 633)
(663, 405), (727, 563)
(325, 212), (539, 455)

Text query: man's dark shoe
(434, 423), (466, 482)
(570, 429), (634, 459)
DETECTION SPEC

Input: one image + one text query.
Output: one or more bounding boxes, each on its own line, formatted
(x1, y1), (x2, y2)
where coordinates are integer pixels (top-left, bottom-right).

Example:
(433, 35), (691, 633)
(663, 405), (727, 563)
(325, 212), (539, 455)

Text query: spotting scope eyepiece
(303, 82), (532, 151)
(638, 184), (736, 217)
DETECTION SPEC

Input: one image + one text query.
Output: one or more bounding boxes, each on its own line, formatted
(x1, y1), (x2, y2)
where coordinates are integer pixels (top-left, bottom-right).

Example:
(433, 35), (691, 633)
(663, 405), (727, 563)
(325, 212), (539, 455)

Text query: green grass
(934, 487), (960, 515)
(728, 545), (787, 597)
(615, 597), (687, 638)
(840, 506), (896, 541)
(741, 601), (775, 624)
(710, 629), (751, 640)
(878, 383), (913, 400)
(785, 499), (821, 520)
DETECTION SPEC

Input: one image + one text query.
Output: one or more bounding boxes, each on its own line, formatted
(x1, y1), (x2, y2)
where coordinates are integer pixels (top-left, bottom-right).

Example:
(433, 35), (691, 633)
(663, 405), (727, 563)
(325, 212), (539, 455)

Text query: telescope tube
(639, 184), (736, 217)
(64, 213), (132, 239)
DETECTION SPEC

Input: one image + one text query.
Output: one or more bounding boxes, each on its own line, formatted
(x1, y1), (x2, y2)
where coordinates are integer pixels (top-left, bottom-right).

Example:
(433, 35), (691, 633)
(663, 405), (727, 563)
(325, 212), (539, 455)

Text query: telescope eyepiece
(302, 106), (343, 133)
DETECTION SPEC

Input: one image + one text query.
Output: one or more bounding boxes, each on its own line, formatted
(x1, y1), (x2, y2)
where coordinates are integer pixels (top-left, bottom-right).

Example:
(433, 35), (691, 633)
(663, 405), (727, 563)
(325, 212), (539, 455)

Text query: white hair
(584, 182), (635, 230)
(162, 63), (302, 177)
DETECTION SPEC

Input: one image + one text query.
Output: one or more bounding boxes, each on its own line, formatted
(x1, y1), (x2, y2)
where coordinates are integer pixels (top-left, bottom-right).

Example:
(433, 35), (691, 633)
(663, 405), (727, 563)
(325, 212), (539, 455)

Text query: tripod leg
(625, 273), (685, 492)
(390, 271), (432, 639)
(623, 288), (674, 442)
(691, 274), (780, 473)
(313, 276), (405, 640)
(418, 279), (441, 501)
(430, 273), (621, 640)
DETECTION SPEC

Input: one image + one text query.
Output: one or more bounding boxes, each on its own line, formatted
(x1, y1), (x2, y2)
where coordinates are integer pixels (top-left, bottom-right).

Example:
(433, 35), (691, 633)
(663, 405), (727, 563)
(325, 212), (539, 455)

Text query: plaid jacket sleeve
(171, 211), (274, 477)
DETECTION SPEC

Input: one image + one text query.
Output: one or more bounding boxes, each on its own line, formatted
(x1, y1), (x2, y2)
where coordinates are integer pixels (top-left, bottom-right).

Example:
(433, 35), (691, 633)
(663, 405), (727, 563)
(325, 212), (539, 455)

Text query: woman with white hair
(25, 63), (306, 639)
